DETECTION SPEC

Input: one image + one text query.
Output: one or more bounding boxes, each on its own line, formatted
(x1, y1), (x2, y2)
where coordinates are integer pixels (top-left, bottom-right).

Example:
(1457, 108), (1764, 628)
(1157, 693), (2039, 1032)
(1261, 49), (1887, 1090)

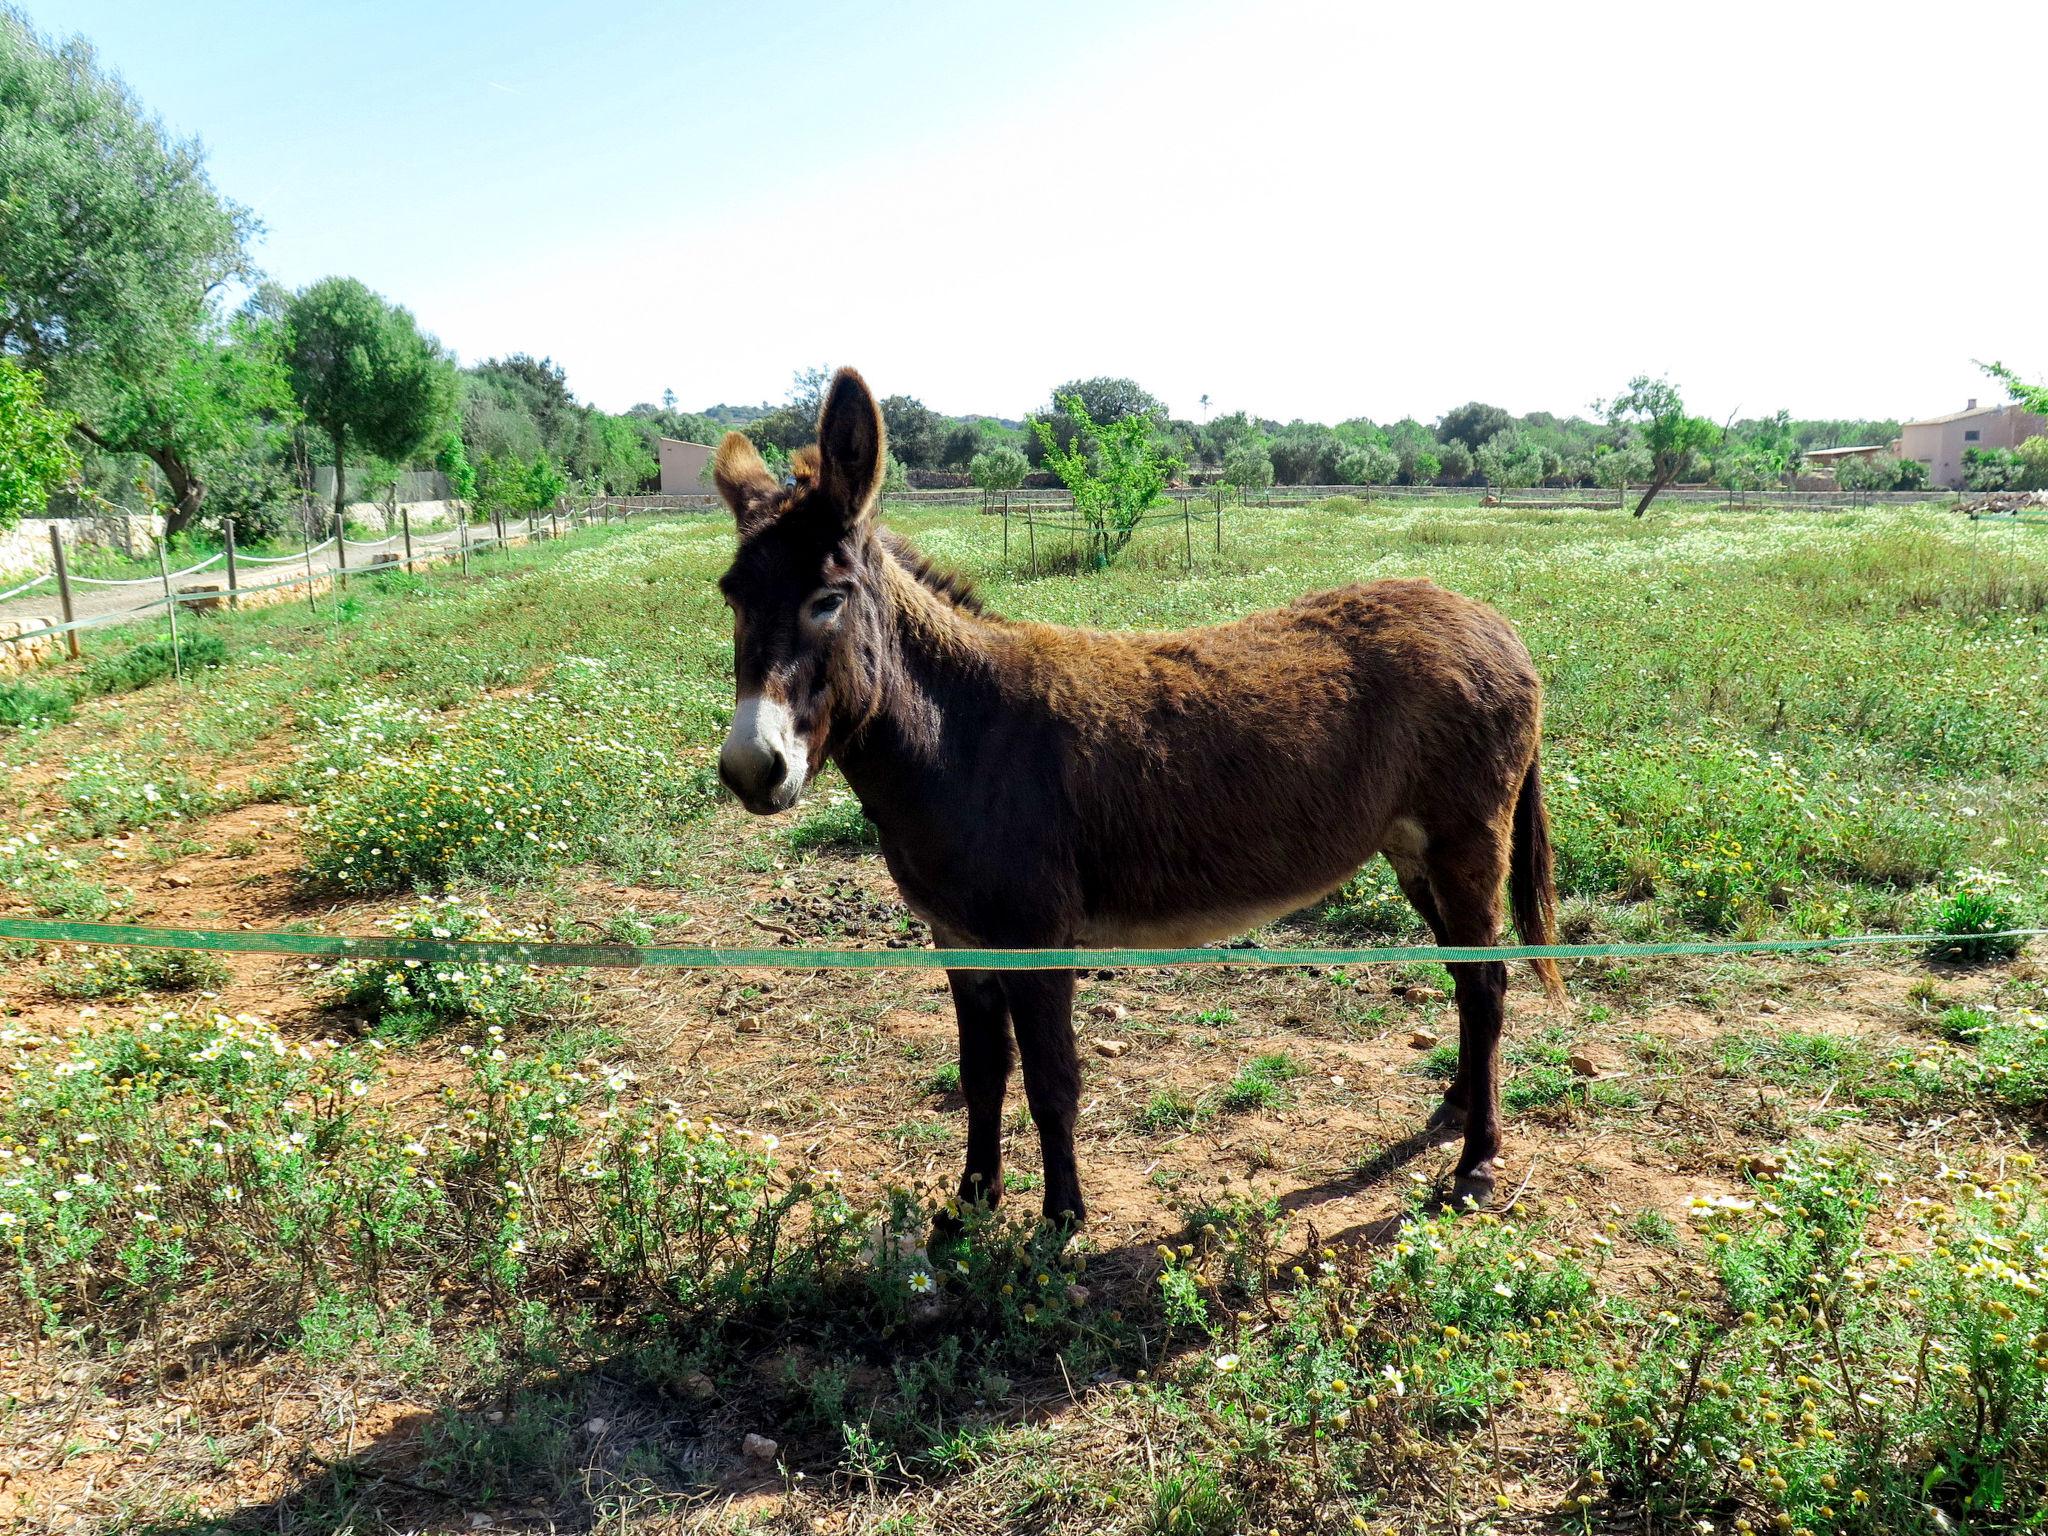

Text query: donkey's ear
(816, 368), (886, 525)
(713, 432), (780, 524)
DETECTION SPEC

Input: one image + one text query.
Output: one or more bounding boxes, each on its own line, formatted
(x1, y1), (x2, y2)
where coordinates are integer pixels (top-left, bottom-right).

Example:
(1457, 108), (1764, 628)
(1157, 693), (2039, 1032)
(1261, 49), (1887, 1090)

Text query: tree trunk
(331, 427), (348, 535)
(142, 448), (206, 538)
(1633, 476), (1671, 518)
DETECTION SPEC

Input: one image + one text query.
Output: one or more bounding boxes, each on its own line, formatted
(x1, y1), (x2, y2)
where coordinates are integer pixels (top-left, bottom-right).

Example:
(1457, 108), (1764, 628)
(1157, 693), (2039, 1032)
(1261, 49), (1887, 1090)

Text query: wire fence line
(0, 496), (708, 666)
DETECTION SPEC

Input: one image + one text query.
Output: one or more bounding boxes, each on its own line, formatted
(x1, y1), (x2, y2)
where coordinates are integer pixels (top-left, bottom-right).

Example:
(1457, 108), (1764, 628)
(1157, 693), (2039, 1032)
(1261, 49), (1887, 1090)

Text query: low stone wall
(0, 615), (63, 676)
(0, 514), (167, 580)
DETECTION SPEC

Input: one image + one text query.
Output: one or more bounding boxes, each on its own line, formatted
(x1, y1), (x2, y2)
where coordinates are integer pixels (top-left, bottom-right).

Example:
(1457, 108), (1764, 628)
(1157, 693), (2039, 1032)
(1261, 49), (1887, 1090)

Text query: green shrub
(316, 897), (551, 1036)
(1579, 1148), (2048, 1535)
(1927, 869), (2027, 963)
(42, 946), (230, 999)
(80, 631), (228, 696)
(0, 678), (74, 727)
(1221, 1052), (1300, 1112)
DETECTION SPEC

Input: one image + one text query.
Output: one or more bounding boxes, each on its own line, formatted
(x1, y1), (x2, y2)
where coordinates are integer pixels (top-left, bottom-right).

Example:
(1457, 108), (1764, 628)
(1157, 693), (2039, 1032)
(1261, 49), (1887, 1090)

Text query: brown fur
(713, 370), (1565, 1225)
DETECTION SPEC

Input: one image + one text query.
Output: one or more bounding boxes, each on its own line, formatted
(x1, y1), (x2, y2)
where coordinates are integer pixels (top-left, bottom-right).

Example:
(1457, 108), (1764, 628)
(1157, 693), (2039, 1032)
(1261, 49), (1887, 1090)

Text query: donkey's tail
(1510, 756), (1568, 1005)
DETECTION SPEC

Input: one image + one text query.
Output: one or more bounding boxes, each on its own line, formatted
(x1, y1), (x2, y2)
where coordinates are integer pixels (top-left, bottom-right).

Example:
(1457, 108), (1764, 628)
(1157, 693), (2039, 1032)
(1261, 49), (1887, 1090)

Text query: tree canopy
(1600, 376), (1721, 516)
(1, 8), (264, 533)
(285, 277), (455, 524)
(0, 355), (77, 528)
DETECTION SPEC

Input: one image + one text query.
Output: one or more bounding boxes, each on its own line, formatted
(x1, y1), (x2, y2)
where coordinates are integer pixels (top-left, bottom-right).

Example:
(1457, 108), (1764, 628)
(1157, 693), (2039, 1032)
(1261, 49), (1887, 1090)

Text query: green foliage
(1982, 359), (2048, 416)
(0, 355), (77, 526)
(285, 276), (456, 522)
(786, 792), (880, 854)
(969, 443), (1029, 491)
(1926, 868), (2025, 962)
(0, 10), (257, 531)
(41, 946), (230, 999)
(80, 631), (228, 696)
(2017, 436), (2048, 492)
(1032, 394), (1182, 567)
(1578, 1149), (2048, 1536)
(1601, 376), (1721, 515)
(303, 659), (718, 890)
(1220, 440), (1274, 496)
(1963, 446), (2027, 493)
(317, 897), (551, 1037)
(0, 677), (73, 728)
(1221, 1052), (1300, 1112)
(434, 426), (477, 504)
(1025, 377), (1165, 464)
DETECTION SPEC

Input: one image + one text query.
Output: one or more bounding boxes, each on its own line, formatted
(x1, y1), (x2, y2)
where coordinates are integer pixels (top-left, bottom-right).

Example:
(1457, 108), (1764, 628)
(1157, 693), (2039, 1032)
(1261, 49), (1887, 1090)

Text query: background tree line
(4, 7), (2040, 540)
(0, 9), (659, 541)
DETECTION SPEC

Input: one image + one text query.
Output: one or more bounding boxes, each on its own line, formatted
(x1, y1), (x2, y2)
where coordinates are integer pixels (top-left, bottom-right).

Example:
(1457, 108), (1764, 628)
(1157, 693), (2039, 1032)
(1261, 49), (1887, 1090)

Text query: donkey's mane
(878, 527), (987, 617)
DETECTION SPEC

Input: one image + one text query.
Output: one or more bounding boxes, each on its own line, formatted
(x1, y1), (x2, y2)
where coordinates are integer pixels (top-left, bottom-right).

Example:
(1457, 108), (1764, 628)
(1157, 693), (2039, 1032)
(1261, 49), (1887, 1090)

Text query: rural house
(658, 436), (715, 494)
(1893, 399), (2048, 489)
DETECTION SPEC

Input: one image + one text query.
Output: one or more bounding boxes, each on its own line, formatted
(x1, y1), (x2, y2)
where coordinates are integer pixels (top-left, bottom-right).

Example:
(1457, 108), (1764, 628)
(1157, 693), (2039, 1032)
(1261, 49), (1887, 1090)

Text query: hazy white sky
(29, 0), (2048, 425)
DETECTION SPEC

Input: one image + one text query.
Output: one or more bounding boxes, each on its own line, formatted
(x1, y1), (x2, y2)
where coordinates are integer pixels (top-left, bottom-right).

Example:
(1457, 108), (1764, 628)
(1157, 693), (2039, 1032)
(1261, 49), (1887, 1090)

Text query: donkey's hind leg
(1418, 830), (1512, 1207)
(1384, 850), (1468, 1135)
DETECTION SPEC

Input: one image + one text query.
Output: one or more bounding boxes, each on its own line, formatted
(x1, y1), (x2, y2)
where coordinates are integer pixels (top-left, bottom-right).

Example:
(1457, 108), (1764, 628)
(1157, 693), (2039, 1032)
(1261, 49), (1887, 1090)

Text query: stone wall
(0, 514), (168, 580)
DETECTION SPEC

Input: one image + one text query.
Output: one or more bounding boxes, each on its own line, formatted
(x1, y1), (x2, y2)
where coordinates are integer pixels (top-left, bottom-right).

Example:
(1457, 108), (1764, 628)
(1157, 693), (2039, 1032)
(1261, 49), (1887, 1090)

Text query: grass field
(0, 499), (2044, 1534)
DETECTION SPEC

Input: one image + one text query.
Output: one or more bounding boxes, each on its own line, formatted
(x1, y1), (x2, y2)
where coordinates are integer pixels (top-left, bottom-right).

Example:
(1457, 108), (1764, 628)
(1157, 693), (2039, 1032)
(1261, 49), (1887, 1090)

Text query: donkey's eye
(808, 591), (847, 622)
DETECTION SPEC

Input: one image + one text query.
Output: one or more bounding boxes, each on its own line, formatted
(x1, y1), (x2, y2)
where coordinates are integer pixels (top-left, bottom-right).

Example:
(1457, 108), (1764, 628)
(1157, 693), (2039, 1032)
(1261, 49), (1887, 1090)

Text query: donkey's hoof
(1449, 1165), (1497, 1210)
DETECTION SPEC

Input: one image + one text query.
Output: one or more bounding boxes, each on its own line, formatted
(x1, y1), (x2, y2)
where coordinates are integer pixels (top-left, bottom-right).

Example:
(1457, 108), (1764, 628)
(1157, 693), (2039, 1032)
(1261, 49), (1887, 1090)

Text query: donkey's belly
(1072, 815), (1422, 949)
(1073, 894), (1333, 949)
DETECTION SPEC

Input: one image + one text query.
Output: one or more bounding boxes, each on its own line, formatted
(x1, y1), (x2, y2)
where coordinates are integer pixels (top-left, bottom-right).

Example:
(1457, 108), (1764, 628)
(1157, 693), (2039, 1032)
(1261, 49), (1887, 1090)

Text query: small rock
(161, 873), (193, 889)
(1066, 1284), (1091, 1307)
(467, 1516), (493, 1530)
(583, 1417), (608, 1436)
(680, 1371), (715, 1401)
(1401, 985), (1444, 1005)
(734, 1015), (762, 1035)
(1569, 1048), (1622, 1078)
(1741, 1150), (1787, 1178)
(1092, 1038), (1129, 1059)
(1408, 1028), (1441, 1050)
(742, 1432), (779, 1462)
(1088, 1001), (1128, 1023)
(1758, 999), (1785, 1015)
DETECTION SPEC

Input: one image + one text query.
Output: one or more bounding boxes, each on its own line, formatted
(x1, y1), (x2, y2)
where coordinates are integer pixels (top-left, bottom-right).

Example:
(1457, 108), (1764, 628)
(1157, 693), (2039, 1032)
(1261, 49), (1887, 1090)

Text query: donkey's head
(713, 367), (888, 814)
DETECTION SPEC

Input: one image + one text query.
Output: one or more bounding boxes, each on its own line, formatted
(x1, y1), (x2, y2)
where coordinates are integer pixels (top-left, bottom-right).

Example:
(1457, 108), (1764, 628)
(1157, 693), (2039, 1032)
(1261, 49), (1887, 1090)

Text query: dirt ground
(1, 779), (2032, 1533)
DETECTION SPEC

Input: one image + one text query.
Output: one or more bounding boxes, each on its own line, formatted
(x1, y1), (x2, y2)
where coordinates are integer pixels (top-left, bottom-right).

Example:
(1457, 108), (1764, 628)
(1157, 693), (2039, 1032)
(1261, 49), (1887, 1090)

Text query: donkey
(712, 369), (1564, 1227)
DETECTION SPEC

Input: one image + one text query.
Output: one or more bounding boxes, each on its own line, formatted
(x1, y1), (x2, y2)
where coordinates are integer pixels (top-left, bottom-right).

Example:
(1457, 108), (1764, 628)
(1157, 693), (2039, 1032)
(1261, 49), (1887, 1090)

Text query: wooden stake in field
(400, 506), (414, 568)
(156, 544), (184, 687)
(334, 513), (349, 590)
(48, 525), (79, 659)
(224, 517), (239, 609)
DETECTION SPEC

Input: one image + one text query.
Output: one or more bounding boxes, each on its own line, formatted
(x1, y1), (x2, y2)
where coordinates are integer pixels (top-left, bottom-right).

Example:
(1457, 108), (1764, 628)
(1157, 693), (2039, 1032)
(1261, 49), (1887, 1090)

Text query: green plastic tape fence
(0, 918), (2039, 971)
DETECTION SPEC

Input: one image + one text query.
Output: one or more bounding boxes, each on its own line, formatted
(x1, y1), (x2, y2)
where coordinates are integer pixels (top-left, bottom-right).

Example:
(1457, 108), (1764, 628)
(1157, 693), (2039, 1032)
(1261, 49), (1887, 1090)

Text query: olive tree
(1, 9), (265, 534)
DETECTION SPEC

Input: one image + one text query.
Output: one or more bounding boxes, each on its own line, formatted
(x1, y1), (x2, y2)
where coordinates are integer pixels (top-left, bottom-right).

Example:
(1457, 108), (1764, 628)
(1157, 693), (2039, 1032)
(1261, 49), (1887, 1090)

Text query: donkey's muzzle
(719, 695), (807, 814)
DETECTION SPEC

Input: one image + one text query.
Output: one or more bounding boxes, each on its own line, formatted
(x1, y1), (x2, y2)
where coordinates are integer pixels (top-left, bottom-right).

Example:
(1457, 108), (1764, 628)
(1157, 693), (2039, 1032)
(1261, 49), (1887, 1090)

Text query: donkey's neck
(831, 556), (998, 825)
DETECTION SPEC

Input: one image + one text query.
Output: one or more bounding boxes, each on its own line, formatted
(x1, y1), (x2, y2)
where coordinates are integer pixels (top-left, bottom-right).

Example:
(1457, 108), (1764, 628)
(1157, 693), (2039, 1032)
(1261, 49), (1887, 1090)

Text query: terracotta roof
(1804, 445), (1885, 458)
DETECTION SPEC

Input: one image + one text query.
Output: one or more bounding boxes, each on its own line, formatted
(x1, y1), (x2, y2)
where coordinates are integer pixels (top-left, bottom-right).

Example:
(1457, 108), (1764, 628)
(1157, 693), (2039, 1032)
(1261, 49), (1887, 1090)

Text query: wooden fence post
(156, 545), (184, 685)
(224, 517), (239, 609)
(400, 506), (414, 567)
(48, 525), (78, 659)
(334, 514), (349, 589)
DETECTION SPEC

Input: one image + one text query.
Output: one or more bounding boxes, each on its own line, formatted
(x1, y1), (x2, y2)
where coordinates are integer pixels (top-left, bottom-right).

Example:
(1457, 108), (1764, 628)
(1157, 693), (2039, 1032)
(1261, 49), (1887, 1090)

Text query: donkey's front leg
(945, 966), (1013, 1223)
(1002, 968), (1085, 1226)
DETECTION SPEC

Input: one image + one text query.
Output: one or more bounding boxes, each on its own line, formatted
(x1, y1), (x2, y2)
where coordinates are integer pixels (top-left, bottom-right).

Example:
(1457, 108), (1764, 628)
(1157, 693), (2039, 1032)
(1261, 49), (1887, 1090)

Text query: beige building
(658, 437), (715, 494)
(1893, 399), (2047, 489)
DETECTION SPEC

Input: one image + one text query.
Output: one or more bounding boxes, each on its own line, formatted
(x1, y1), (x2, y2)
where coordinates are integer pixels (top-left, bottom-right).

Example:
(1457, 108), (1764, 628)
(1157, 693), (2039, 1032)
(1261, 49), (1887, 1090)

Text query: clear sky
(24, 0), (2048, 427)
